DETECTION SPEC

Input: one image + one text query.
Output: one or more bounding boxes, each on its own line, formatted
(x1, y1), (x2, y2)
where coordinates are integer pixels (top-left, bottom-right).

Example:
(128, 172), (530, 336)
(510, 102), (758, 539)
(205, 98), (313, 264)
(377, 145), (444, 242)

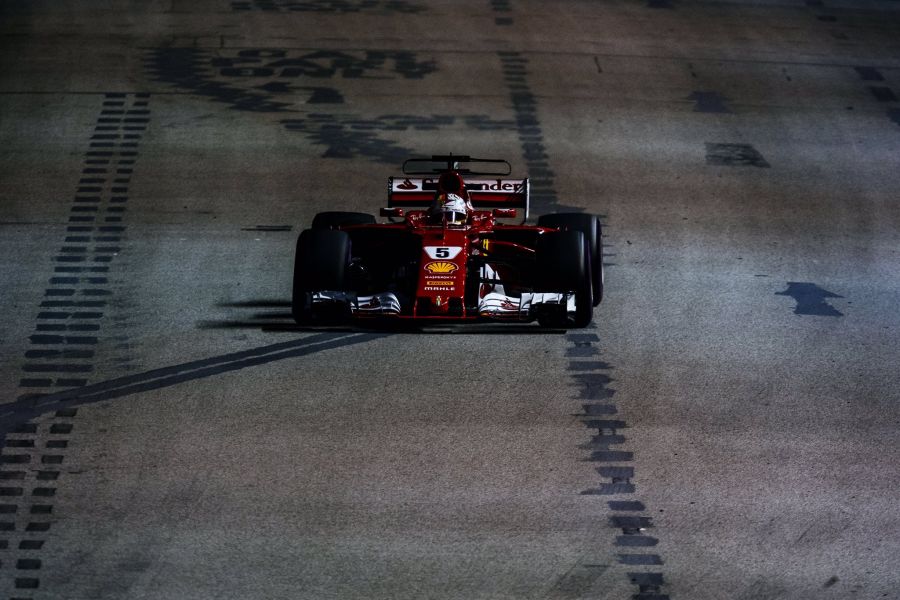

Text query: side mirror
(380, 207), (404, 218)
(493, 208), (516, 219)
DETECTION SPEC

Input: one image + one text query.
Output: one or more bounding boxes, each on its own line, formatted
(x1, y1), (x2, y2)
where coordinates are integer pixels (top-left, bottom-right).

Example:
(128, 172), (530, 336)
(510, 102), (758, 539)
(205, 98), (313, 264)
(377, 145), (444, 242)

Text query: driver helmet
(433, 193), (469, 226)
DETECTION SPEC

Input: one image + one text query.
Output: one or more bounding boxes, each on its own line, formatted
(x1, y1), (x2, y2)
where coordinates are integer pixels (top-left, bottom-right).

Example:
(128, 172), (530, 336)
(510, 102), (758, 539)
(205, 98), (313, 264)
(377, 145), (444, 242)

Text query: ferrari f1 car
(292, 155), (603, 328)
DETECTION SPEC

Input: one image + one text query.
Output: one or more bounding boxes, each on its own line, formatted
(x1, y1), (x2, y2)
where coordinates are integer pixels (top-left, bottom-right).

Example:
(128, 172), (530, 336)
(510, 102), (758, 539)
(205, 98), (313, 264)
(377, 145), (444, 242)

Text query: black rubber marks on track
(282, 114), (514, 164)
(490, 0), (513, 26)
(855, 66), (884, 82)
(804, 1), (847, 38)
(0, 336), (381, 593)
(145, 47), (440, 114)
(498, 52), (568, 215)
(146, 48), (516, 163)
(567, 332), (670, 600)
(231, 0), (425, 12)
(146, 47), (438, 113)
(0, 334), (385, 427)
(0, 92), (149, 598)
(695, 95), (770, 167)
(851, 66), (900, 129)
(705, 143), (770, 168)
(688, 91), (730, 114)
(0, 415), (71, 595)
(805, 4), (900, 128)
(208, 49), (437, 81)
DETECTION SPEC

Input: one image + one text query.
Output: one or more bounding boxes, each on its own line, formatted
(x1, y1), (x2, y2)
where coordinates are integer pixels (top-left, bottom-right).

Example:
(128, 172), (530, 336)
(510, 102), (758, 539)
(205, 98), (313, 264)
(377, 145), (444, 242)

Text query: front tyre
(535, 230), (593, 329)
(292, 228), (351, 324)
(537, 212), (603, 305)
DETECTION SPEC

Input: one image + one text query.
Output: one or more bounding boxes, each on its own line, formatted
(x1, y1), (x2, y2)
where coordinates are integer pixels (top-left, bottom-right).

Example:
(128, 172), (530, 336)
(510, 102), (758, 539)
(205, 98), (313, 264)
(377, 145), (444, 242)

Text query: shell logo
(424, 261), (458, 274)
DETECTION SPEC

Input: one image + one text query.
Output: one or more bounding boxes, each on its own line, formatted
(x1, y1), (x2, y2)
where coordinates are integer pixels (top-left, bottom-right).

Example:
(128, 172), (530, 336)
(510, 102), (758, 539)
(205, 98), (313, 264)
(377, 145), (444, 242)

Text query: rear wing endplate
(388, 177), (530, 223)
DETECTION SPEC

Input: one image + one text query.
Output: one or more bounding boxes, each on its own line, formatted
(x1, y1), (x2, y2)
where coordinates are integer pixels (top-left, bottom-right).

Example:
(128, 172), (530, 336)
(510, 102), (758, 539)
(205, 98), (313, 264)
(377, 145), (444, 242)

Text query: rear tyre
(311, 211), (376, 229)
(537, 212), (603, 305)
(535, 230), (593, 329)
(292, 228), (351, 324)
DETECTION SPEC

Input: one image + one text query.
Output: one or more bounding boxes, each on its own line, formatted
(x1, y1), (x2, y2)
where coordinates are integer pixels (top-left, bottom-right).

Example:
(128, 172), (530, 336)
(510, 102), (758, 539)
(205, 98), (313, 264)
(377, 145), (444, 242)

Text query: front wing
(310, 290), (573, 321)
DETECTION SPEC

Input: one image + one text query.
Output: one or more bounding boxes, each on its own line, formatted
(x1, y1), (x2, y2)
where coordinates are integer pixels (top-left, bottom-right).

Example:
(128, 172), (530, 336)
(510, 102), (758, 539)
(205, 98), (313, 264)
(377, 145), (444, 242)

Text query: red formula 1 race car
(292, 155), (603, 328)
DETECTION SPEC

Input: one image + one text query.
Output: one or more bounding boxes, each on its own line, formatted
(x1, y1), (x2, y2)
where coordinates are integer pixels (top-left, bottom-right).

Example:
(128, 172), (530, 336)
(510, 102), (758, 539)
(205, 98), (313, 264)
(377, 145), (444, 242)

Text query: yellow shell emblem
(424, 261), (458, 274)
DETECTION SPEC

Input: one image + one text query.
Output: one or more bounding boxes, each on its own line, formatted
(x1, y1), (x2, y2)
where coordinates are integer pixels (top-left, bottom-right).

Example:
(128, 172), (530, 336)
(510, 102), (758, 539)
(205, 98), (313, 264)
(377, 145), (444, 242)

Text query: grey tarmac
(1, 1), (899, 599)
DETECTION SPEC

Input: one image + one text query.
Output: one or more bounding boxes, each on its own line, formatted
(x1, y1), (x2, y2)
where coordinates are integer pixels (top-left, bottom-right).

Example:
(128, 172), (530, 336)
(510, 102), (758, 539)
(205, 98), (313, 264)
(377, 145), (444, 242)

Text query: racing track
(1, 1), (899, 599)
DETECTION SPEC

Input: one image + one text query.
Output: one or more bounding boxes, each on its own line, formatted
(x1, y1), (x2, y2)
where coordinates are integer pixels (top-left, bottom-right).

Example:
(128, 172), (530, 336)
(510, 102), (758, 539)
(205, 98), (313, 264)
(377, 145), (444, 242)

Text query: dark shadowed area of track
(1, 1), (899, 598)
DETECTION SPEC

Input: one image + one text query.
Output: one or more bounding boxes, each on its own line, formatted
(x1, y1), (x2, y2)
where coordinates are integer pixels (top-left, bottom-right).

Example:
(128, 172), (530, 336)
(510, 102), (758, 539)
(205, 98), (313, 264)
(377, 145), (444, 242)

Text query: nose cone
(431, 295), (450, 313)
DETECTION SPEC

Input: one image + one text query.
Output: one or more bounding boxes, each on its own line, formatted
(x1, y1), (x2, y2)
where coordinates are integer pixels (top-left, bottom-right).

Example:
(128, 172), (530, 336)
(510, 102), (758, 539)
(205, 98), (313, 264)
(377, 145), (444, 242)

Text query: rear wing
(388, 177), (530, 222)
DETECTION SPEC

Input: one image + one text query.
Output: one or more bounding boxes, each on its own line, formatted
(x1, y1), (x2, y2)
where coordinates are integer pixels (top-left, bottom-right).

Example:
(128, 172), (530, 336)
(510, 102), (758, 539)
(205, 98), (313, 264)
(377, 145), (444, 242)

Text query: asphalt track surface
(2, 1), (900, 599)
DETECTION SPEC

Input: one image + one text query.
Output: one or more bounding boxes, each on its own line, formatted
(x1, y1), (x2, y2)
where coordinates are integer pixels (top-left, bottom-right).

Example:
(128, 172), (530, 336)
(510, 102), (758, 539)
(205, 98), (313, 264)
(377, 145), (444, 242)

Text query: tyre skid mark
(0, 332), (380, 590)
(806, 5), (900, 129)
(1, 333), (387, 443)
(493, 33), (664, 597)
(567, 332), (670, 600)
(490, 0), (513, 26)
(1, 92), (148, 598)
(497, 51), (561, 215)
(230, 0), (426, 13)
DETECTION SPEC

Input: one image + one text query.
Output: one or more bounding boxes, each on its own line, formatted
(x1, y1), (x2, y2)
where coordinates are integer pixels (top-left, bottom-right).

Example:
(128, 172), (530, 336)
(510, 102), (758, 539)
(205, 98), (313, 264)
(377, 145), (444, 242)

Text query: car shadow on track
(202, 298), (570, 335)
(0, 331), (387, 443)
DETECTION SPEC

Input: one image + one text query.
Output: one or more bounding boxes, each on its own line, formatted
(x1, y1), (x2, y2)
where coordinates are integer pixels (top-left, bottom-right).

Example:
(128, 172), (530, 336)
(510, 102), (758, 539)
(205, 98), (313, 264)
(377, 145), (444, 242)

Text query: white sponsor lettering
(465, 179), (526, 193)
(391, 178), (526, 194)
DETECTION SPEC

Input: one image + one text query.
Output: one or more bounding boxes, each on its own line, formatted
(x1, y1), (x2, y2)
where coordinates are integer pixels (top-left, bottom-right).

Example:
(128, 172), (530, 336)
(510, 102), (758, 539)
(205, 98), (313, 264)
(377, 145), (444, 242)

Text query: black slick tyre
(292, 228), (351, 324)
(537, 212), (603, 305)
(535, 230), (594, 329)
